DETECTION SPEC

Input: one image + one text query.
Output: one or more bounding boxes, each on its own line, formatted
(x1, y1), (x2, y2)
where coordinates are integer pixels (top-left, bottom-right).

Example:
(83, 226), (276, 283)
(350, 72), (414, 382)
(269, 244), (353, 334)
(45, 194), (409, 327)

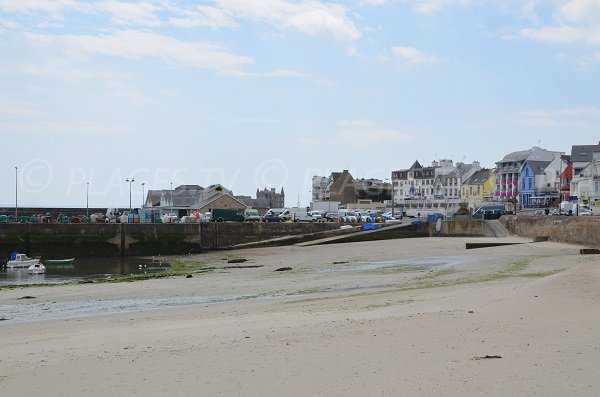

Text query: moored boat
(28, 263), (46, 274)
(43, 258), (75, 268)
(6, 252), (41, 268)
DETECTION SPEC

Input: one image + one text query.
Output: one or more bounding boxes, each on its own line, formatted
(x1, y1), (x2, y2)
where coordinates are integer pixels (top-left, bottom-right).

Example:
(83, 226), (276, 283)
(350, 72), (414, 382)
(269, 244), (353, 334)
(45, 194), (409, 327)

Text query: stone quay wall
(500, 215), (600, 247)
(0, 223), (340, 259)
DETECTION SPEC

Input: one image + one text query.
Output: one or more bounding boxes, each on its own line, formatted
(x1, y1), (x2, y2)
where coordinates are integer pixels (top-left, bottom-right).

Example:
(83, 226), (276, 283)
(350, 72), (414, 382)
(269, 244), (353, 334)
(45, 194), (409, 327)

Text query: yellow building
(461, 169), (496, 201)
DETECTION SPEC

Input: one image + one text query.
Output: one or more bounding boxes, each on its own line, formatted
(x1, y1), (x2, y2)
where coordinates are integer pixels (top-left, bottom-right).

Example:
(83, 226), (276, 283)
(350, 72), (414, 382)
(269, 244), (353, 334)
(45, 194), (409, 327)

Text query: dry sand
(1, 237), (600, 396)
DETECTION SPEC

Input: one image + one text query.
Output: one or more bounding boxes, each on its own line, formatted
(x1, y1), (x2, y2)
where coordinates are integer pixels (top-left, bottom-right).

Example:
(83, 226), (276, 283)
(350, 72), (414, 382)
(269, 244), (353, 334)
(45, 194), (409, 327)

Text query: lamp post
(141, 182), (146, 208)
(126, 178), (135, 211)
(14, 166), (18, 221)
(86, 182), (89, 217)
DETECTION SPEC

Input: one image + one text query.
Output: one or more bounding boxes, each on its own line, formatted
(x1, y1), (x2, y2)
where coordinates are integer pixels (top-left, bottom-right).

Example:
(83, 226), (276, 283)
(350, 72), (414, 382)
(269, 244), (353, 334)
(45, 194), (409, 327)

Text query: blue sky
(1, 0), (599, 208)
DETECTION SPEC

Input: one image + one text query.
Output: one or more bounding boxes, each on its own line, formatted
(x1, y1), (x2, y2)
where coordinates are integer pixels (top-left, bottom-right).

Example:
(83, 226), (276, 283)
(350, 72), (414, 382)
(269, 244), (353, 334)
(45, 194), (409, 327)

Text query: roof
(190, 192), (247, 210)
(570, 144), (600, 169)
(410, 160), (423, 170)
(463, 169), (493, 185)
(498, 146), (560, 164)
(522, 160), (552, 175)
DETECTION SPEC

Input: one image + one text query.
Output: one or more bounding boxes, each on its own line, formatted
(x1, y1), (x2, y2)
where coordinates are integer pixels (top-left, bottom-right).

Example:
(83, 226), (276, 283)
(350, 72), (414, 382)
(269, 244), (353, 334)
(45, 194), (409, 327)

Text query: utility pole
(14, 166), (18, 221)
(86, 181), (89, 217)
(126, 178), (135, 212)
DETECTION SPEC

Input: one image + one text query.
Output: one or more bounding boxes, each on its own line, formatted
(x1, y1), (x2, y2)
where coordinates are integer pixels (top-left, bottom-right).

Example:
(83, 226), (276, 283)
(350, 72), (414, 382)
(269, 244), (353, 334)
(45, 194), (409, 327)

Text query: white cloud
(560, 0), (600, 25)
(410, 0), (470, 15)
(168, 5), (237, 29)
(510, 107), (600, 128)
(336, 129), (412, 143)
(24, 30), (254, 70)
(0, 0), (89, 14)
(520, 25), (600, 45)
(98, 1), (162, 27)
(219, 69), (305, 78)
(215, 0), (361, 41)
(339, 119), (374, 127)
(0, 120), (133, 136)
(392, 46), (438, 64)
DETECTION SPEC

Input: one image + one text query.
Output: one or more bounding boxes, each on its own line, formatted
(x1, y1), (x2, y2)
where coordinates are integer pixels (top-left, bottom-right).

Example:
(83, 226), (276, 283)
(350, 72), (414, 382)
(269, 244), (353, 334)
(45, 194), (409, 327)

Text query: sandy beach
(1, 237), (600, 396)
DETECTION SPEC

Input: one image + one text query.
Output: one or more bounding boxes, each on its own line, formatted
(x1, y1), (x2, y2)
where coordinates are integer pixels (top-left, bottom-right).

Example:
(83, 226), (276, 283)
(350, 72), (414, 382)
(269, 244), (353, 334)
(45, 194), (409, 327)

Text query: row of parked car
(260, 208), (403, 223)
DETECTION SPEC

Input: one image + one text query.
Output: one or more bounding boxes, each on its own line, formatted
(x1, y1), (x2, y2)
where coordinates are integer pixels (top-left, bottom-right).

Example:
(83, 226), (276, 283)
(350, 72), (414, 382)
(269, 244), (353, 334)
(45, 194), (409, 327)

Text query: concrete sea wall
(501, 215), (600, 247)
(0, 223), (340, 259)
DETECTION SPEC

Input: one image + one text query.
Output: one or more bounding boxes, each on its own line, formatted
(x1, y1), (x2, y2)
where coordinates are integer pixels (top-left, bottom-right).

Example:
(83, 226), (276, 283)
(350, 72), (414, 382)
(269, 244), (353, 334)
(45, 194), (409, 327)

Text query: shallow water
(314, 257), (461, 273)
(0, 257), (171, 286)
(0, 258), (462, 324)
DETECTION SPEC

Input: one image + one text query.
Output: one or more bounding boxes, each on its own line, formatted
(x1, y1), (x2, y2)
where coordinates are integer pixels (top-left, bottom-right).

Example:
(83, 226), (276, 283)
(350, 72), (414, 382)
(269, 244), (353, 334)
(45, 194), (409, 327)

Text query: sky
(1, 0), (599, 209)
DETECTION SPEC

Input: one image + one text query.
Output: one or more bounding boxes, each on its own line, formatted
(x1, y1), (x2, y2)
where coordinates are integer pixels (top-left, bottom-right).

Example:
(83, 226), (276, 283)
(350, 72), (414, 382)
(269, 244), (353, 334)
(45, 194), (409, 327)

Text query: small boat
(28, 263), (46, 274)
(6, 252), (41, 268)
(43, 258), (75, 268)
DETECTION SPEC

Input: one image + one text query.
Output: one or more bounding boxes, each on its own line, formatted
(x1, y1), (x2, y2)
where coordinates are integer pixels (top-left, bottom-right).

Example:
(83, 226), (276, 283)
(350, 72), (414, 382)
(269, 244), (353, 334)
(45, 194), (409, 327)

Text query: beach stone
(228, 258), (248, 264)
(275, 267), (293, 272)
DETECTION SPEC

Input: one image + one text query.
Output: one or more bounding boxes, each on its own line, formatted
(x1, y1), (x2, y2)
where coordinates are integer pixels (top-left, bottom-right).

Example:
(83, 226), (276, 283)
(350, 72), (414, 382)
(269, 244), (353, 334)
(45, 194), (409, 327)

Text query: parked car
(322, 211), (340, 222)
(211, 208), (244, 222)
(578, 208), (593, 216)
(338, 210), (358, 223)
(262, 213), (283, 222)
(356, 212), (372, 222)
(310, 210), (324, 221)
(244, 208), (261, 222)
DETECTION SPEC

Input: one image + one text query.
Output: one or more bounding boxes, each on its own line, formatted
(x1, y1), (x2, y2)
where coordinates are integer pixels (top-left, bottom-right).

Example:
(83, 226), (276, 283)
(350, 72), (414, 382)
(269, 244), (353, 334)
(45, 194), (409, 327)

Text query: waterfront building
(569, 143), (600, 202)
(392, 160), (437, 202)
(559, 156), (572, 202)
(461, 169), (495, 203)
(518, 156), (562, 208)
(235, 187), (285, 215)
(432, 161), (481, 200)
(145, 184), (246, 217)
(495, 147), (562, 203)
(572, 150), (600, 207)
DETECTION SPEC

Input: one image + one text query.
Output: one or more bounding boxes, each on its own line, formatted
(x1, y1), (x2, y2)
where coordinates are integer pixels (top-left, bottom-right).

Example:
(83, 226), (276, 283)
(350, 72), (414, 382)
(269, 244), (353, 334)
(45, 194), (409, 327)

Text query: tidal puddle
(315, 257), (462, 273)
(0, 257), (171, 286)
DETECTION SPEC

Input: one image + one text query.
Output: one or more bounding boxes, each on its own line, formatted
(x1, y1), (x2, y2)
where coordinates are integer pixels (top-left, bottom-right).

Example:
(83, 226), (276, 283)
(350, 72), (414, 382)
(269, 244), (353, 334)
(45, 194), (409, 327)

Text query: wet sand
(1, 237), (599, 396)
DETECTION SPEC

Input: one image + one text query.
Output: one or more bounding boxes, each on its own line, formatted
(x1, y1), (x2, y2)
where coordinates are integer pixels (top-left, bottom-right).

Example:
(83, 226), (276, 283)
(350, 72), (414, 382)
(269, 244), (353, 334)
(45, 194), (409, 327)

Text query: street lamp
(141, 182), (146, 207)
(126, 178), (135, 211)
(86, 182), (89, 217)
(14, 166), (18, 221)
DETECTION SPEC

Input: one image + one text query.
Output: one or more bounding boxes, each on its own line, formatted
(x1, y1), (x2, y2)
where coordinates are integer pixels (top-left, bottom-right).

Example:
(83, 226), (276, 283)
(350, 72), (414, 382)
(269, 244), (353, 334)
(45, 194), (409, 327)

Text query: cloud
(215, 0), (361, 41)
(510, 107), (600, 128)
(560, 0), (600, 25)
(218, 69), (305, 78)
(0, 0), (89, 14)
(520, 26), (600, 45)
(410, 0), (470, 15)
(168, 5), (237, 29)
(336, 129), (412, 143)
(0, 0), (361, 42)
(0, 120), (133, 136)
(98, 1), (162, 27)
(339, 119), (374, 127)
(24, 30), (254, 71)
(392, 46), (438, 64)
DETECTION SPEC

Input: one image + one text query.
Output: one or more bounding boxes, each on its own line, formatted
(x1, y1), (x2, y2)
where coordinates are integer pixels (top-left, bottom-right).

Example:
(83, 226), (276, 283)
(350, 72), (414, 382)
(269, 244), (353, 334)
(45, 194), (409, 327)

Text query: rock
(186, 274), (193, 278)
(275, 267), (293, 272)
(227, 258), (248, 264)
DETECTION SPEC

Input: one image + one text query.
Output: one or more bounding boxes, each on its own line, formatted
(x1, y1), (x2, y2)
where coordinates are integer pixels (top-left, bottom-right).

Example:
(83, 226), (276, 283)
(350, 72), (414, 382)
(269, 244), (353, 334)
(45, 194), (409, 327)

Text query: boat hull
(6, 259), (41, 268)
(28, 264), (46, 274)
(43, 258), (75, 267)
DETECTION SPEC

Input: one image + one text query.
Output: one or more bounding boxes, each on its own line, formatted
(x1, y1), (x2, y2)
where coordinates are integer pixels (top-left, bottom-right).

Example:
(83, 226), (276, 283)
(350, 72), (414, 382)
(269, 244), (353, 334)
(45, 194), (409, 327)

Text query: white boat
(28, 263), (46, 274)
(6, 253), (42, 269)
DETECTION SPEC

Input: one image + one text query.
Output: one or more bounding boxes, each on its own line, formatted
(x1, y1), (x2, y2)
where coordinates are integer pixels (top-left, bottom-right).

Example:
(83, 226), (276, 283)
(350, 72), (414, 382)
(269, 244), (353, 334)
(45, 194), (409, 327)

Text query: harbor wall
(0, 223), (340, 259)
(500, 215), (600, 247)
